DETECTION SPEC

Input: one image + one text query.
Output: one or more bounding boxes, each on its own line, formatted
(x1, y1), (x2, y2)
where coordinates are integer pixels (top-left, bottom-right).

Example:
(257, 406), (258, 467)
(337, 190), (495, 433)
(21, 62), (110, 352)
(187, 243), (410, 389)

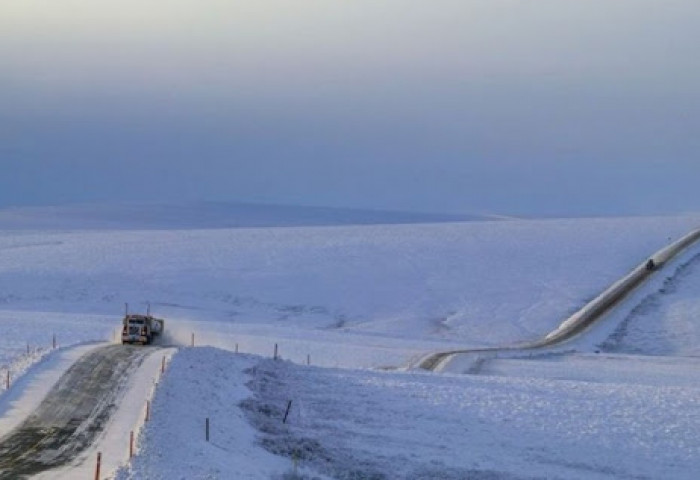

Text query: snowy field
(1, 204), (700, 479)
(116, 349), (700, 480)
(1, 208), (699, 354)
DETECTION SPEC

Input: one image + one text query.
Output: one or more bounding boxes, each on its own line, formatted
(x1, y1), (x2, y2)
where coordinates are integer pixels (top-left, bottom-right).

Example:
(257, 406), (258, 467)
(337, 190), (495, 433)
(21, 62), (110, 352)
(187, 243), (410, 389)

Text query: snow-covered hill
(1, 213), (698, 350)
(1, 209), (700, 479)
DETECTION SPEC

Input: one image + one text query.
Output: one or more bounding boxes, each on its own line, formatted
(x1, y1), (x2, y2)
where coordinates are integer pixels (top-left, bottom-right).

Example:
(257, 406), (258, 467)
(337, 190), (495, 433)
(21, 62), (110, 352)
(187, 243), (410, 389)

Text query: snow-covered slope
(2, 210), (700, 479)
(600, 250), (700, 356)
(0, 214), (698, 351)
(116, 348), (700, 480)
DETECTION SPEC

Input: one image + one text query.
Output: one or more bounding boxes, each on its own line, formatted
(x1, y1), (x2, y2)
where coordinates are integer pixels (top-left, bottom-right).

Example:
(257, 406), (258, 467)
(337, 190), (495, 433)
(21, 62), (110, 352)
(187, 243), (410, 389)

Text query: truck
(121, 313), (165, 345)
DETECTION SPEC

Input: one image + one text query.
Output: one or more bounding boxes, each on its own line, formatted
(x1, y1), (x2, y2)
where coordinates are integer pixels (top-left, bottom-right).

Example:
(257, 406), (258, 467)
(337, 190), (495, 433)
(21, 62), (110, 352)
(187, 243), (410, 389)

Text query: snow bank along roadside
(118, 346), (700, 480)
(0, 343), (104, 435)
(425, 226), (700, 371)
(0, 346), (53, 404)
(115, 347), (290, 480)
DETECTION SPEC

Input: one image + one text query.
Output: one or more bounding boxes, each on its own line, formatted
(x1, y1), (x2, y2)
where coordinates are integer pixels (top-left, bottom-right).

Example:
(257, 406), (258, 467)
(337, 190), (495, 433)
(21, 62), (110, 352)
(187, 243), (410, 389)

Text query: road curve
(418, 228), (700, 371)
(0, 344), (153, 479)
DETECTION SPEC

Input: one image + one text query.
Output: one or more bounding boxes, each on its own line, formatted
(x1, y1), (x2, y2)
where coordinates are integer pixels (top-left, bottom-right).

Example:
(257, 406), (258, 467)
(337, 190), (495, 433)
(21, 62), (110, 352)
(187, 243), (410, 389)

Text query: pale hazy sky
(1, 0), (699, 216)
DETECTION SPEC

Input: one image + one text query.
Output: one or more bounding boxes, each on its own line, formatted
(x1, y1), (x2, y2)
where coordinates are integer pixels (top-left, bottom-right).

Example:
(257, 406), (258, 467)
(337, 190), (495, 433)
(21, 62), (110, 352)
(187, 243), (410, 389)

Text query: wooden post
(52, 334), (56, 349)
(94, 452), (102, 480)
(145, 400), (150, 422)
(307, 354), (310, 366)
(130, 431), (134, 458)
(26, 344), (29, 355)
(191, 333), (195, 347)
(206, 417), (210, 442)
(283, 400), (293, 424)
(235, 343), (239, 354)
(274, 343), (278, 360)
(161, 356), (166, 374)
(5, 371), (9, 390)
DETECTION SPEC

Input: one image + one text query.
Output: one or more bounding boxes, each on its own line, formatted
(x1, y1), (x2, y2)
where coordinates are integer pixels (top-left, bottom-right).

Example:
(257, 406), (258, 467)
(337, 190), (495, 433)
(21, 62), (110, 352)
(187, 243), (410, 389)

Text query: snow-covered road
(0, 345), (153, 478)
(0, 343), (177, 480)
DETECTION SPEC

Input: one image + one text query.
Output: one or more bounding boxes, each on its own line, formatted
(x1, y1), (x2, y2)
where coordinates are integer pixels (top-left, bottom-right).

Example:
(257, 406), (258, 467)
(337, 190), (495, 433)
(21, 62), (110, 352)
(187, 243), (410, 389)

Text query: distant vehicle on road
(122, 313), (164, 345)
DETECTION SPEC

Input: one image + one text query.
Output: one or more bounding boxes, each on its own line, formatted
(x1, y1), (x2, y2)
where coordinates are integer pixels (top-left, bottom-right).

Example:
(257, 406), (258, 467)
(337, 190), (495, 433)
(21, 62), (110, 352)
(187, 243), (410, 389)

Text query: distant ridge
(0, 202), (501, 230)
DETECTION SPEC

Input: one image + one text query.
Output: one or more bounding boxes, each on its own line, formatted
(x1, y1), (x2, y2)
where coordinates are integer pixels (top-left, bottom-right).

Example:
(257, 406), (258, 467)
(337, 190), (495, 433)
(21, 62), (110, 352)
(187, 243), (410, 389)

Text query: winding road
(0, 345), (153, 479)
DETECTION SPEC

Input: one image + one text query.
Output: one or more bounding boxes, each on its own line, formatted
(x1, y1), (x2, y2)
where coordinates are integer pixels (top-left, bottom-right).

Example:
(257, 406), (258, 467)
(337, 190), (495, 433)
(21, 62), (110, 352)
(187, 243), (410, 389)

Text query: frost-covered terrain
(131, 349), (698, 480)
(600, 250), (700, 356)
(1, 208), (698, 352)
(1, 204), (700, 479)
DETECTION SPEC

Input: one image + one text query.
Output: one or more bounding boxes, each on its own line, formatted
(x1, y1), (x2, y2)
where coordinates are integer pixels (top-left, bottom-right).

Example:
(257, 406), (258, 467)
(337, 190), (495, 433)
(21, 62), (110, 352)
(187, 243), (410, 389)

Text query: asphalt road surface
(0, 344), (153, 479)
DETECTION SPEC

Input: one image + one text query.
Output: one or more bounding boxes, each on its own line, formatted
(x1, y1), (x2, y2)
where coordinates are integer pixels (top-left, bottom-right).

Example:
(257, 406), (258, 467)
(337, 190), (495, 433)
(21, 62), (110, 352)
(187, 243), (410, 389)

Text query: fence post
(161, 356), (166, 374)
(274, 343), (278, 360)
(145, 400), (150, 422)
(52, 334), (56, 349)
(283, 400), (293, 424)
(307, 354), (310, 366)
(206, 417), (210, 442)
(191, 333), (195, 347)
(94, 452), (102, 480)
(130, 430), (134, 458)
(235, 343), (239, 354)
(5, 371), (9, 390)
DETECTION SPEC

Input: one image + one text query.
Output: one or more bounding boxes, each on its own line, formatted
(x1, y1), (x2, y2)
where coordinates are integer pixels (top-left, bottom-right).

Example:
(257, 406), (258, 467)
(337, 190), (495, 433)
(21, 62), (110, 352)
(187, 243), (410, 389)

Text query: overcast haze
(1, 0), (699, 217)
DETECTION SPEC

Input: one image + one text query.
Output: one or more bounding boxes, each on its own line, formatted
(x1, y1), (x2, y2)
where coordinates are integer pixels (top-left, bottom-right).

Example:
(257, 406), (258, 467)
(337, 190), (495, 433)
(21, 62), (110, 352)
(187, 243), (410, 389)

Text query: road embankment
(418, 228), (700, 371)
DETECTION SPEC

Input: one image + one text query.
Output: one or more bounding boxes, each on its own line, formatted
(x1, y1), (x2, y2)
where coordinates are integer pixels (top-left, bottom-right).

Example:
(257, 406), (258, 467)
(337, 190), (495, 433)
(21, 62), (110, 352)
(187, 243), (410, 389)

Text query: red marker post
(94, 452), (102, 480)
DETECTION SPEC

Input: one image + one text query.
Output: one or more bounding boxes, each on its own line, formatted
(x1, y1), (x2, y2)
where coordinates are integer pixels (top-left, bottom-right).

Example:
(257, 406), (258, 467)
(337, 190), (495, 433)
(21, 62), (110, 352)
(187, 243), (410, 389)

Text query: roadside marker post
(145, 400), (150, 422)
(5, 371), (9, 390)
(52, 334), (56, 349)
(191, 333), (195, 347)
(161, 356), (166, 374)
(206, 417), (210, 442)
(307, 354), (310, 366)
(283, 400), (293, 424)
(274, 343), (278, 360)
(94, 452), (101, 480)
(235, 343), (238, 354)
(129, 431), (134, 458)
